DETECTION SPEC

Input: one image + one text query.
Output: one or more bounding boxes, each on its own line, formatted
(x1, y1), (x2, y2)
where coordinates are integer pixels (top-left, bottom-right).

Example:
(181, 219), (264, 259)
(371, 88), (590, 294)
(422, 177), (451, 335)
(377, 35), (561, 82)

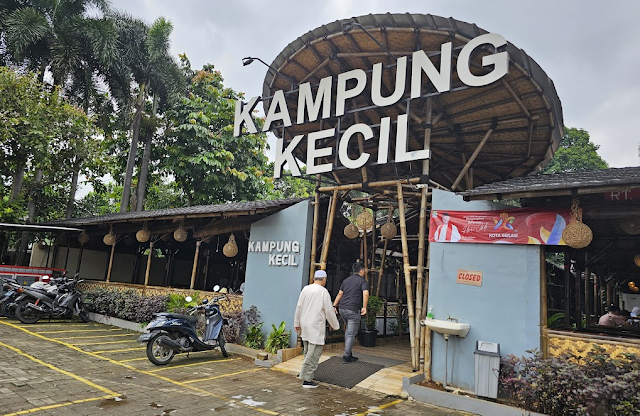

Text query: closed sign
(457, 269), (483, 286)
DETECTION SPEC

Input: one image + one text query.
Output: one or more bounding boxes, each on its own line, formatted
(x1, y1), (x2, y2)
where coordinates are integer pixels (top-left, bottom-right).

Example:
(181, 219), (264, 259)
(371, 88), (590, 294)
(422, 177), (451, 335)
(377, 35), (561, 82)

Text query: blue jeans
(339, 308), (361, 357)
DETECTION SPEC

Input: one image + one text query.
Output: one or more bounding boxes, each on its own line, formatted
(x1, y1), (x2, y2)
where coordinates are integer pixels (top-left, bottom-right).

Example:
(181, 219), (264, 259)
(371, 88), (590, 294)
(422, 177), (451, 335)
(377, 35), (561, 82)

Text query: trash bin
(474, 340), (500, 398)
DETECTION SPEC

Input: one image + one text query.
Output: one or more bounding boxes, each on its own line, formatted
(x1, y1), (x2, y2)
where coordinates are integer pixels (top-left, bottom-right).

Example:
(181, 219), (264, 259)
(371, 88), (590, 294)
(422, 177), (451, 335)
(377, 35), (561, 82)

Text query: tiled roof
(45, 198), (307, 226)
(459, 167), (640, 199)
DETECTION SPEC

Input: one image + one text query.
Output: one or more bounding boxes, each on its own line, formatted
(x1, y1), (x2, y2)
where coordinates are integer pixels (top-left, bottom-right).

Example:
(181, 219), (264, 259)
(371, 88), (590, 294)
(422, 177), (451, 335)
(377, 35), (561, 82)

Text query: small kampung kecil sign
(457, 269), (483, 287)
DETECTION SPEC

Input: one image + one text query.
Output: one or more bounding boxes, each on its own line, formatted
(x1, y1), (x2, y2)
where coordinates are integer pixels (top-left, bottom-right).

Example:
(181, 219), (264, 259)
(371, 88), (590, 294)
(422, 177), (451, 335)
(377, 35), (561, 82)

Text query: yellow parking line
(38, 329), (123, 334)
(52, 333), (137, 339)
(2, 395), (115, 416)
(354, 399), (403, 416)
(183, 368), (263, 384)
(0, 341), (120, 397)
(73, 340), (138, 346)
(148, 358), (239, 372)
(93, 347), (145, 354)
(0, 320), (279, 415)
(119, 357), (148, 362)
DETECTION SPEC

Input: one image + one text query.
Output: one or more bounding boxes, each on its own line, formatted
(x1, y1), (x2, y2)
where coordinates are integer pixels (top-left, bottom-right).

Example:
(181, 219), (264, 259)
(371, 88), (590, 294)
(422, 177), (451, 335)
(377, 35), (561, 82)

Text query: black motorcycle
(0, 278), (21, 318)
(138, 287), (228, 365)
(15, 278), (89, 324)
(2, 277), (62, 319)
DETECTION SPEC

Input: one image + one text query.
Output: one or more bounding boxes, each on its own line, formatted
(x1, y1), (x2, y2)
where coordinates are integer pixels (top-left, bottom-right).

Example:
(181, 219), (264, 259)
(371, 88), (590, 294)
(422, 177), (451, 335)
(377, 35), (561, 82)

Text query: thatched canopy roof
(263, 13), (563, 190)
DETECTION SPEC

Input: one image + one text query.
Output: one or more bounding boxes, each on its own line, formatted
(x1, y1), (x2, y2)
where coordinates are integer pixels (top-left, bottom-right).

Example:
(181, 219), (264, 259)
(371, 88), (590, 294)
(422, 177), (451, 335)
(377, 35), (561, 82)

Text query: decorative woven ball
(562, 221), (593, 249)
(54, 235), (68, 246)
(357, 211), (374, 230)
(623, 218), (640, 235)
(78, 232), (90, 245)
(103, 233), (116, 246)
(380, 222), (397, 239)
(174, 227), (188, 242)
(344, 223), (359, 239)
(634, 254), (640, 268)
(37, 240), (48, 250)
(136, 229), (150, 243)
(223, 234), (238, 257)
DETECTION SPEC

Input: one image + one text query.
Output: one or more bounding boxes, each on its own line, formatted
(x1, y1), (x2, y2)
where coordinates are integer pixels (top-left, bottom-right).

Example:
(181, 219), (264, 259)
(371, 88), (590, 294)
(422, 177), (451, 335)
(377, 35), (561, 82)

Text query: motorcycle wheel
(16, 299), (41, 324)
(218, 333), (228, 357)
(77, 301), (90, 322)
(0, 301), (16, 319)
(146, 332), (176, 365)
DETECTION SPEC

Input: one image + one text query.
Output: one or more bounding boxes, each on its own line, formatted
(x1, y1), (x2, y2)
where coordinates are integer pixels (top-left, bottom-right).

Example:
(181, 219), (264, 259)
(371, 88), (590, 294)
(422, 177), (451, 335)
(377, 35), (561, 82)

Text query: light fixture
(242, 56), (297, 89)
(341, 21), (397, 60)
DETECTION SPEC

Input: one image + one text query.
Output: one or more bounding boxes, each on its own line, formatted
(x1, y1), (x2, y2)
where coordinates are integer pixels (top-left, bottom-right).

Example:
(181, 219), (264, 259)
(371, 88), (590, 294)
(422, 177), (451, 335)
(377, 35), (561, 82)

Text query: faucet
(447, 314), (458, 323)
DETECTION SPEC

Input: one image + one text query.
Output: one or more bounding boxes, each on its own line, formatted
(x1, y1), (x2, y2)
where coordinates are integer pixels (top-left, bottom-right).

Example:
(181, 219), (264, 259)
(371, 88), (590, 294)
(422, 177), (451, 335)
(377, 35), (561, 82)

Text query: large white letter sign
(457, 33), (509, 87)
(273, 135), (303, 178)
(297, 76), (333, 124)
(372, 56), (407, 107)
(338, 124), (373, 169)
(335, 69), (367, 117)
(263, 90), (293, 131)
(306, 128), (335, 175)
(410, 42), (452, 98)
(233, 96), (260, 137)
(395, 114), (431, 163)
(377, 117), (391, 164)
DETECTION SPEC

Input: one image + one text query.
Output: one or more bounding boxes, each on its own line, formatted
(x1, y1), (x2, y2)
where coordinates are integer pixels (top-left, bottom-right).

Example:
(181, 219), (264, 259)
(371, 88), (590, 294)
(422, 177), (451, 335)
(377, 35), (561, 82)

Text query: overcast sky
(110, 0), (640, 168)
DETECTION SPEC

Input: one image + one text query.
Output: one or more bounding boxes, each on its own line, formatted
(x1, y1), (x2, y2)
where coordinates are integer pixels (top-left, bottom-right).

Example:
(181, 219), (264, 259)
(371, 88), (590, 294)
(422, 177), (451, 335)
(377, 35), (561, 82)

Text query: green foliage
(82, 287), (169, 323)
(365, 295), (383, 331)
(264, 321), (291, 353)
(500, 346), (640, 416)
(542, 127), (608, 174)
(244, 323), (264, 350)
(166, 293), (199, 313)
(547, 312), (565, 328)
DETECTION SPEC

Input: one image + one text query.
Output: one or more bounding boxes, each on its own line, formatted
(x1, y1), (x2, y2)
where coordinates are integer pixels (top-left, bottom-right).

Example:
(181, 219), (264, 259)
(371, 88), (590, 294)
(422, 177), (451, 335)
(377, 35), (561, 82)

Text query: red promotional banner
(429, 208), (572, 245)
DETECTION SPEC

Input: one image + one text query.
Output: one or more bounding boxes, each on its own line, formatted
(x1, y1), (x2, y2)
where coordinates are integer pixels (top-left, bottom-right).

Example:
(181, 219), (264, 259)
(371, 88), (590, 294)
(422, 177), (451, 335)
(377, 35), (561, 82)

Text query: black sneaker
(302, 381), (318, 388)
(342, 355), (358, 363)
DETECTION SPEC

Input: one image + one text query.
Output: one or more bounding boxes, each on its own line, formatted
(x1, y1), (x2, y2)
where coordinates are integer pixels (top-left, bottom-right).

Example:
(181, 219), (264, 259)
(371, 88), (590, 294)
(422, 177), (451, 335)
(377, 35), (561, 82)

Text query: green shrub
(244, 323), (264, 350)
(364, 295), (383, 330)
(264, 321), (290, 353)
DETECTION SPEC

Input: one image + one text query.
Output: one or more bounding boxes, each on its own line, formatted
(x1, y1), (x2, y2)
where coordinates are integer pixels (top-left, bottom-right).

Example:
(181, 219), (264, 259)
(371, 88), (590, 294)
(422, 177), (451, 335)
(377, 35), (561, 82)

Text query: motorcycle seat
(156, 313), (199, 325)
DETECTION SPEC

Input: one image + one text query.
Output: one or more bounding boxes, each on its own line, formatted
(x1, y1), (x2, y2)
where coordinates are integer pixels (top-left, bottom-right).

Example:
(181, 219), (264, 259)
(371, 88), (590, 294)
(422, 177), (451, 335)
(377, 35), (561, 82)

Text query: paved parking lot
(0, 316), (470, 416)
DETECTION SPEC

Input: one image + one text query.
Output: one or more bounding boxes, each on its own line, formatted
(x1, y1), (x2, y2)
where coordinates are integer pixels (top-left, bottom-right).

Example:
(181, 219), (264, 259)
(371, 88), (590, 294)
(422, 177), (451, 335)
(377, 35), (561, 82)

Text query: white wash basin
(421, 318), (470, 337)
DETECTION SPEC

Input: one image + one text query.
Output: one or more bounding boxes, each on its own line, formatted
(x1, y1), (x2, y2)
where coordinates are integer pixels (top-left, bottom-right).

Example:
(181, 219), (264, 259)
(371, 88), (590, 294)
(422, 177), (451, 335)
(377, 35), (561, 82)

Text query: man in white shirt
(434, 212), (461, 242)
(294, 270), (340, 388)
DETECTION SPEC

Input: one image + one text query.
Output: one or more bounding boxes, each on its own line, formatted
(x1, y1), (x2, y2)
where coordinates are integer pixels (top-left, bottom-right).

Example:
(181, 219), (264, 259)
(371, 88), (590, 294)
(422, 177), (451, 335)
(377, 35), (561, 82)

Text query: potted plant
(360, 295), (383, 347)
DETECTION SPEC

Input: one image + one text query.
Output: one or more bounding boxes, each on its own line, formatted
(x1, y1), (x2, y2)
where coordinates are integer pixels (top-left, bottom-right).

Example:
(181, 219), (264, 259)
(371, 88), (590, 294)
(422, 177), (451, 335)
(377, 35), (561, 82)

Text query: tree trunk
(10, 165), (25, 203)
(136, 93), (158, 211)
(66, 159), (80, 219)
(17, 169), (43, 265)
(120, 83), (146, 212)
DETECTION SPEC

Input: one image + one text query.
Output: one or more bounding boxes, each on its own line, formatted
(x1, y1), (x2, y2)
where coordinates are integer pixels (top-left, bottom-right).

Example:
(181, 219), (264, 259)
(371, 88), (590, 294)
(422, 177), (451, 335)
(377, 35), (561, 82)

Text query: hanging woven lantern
(223, 234), (238, 257)
(357, 211), (374, 230)
(78, 232), (90, 245)
(103, 232), (116, 246)
(634, 254), (640, 268)
(174, 227), (188, 242)
(136, 229), (150, 243)
(37, 240), (48, 250)
(380, 221), (397, 240)
(622, 217), (640, 235)
(54, 235), (68, 246)
(344, 223), (359, 239)
(562, 198), (592, 249)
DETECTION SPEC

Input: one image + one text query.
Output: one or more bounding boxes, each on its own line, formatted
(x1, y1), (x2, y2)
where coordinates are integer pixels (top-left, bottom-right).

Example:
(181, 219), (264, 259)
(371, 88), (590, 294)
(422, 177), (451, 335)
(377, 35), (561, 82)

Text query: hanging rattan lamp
(103, 226), (116, 246)
(136, 227), (150, 243)
(174, 226), (188, 242)
(357, 210), (374, 230)
(562, 198), (593, 249)
(634, 254), (640, 268)
(78, 231), (90, 245)
(380, 221), (397, 240)
(344, 223), (359, 239)
(623, 217), (640, 235)
(37, 240), (48, 250)
(223, 234), (238, 257)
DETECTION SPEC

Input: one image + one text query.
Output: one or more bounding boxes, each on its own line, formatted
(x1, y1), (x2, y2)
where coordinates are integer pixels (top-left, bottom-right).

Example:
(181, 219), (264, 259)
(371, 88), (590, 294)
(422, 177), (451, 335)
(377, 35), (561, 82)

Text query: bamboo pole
(190, 240), (202, 290)
(541, 248), (549, 358)
(377, 238), (388, 296)
(319, 190), (339, 270)
(309, 181), (321, 283)
(423, 240), (432, 379)
(451, 125), (495, 190)
(319, 177), (421, 193)
(397, 182), (417, 370)
(106, 241), (116, 283)
(143, 240), (154, 286)
(363, 227), (369, 282)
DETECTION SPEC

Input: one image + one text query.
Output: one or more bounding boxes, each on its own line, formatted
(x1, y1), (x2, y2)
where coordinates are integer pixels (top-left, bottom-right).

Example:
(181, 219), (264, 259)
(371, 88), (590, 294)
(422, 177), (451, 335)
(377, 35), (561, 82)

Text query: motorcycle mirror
(202, 298), (209, 304)
(213, 285), (220, 292)
(185, 296), (192, 302)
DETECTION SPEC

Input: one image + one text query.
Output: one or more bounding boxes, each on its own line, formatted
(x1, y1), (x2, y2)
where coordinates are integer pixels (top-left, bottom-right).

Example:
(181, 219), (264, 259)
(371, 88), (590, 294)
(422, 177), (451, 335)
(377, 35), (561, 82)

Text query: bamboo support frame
(143, 240), (154, 286)
(377, 238), (388, 296)
(190, 240), (202, 290)
(451, 126), (495, 190)
(319, 190), (339, 270)
(397, 182), (418, 370)
(106, 241), (116, 283)
(363, 227), (369, 282)
(318, 177), (421, 193)
(309, 177), (321, 282)
(540, 248), (549, 358)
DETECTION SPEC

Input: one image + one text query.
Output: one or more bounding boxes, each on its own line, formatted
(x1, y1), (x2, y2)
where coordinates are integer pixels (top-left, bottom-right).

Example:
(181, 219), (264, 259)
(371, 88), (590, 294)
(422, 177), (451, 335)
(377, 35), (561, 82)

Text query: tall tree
(542, 127), (608, 174)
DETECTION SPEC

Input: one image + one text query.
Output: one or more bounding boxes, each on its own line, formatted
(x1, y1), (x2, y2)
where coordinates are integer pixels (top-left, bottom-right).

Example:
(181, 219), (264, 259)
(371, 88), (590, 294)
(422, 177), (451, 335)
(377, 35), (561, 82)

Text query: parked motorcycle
(2, 276), (61, 319)
(0, 278), (21, 318)
(15, 278), (89, 324)
(138, 286), (228, 365)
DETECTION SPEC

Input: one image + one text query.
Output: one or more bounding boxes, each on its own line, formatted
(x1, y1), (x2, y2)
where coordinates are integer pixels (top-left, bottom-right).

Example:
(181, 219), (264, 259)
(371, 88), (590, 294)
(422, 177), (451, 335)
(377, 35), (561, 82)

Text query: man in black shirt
(333, 262), (369, 363)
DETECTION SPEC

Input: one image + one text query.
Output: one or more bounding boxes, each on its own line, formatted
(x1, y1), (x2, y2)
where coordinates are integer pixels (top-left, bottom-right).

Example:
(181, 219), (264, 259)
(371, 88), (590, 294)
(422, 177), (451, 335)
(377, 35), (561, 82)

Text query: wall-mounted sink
(421, 318), (470, 338)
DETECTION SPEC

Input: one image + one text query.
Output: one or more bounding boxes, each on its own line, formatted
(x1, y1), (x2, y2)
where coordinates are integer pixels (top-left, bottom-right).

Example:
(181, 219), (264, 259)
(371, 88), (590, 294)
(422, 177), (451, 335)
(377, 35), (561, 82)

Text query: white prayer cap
(314, 270), (327, 279)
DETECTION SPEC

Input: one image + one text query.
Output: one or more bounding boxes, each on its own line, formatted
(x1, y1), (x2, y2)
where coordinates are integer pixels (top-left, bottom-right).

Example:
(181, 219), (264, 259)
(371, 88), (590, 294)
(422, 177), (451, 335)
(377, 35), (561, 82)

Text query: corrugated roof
(459, 167), (640, 199)
(44, 198), (307, 227)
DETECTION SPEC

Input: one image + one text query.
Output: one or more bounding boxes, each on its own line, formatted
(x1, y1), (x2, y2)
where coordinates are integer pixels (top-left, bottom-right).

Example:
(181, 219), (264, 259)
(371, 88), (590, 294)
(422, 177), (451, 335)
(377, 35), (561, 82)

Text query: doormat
(313, 356), (384, 388)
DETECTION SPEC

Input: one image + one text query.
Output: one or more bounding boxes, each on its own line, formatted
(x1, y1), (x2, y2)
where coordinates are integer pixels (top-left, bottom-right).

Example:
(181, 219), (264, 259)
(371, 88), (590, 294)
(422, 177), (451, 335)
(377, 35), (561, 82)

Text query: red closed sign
(456, 269), (483, 286)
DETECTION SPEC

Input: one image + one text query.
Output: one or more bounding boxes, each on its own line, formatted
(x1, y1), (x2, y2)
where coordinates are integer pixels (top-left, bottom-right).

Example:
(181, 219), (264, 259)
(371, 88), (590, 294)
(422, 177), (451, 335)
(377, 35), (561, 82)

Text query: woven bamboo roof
(262, 13), (564, 190)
